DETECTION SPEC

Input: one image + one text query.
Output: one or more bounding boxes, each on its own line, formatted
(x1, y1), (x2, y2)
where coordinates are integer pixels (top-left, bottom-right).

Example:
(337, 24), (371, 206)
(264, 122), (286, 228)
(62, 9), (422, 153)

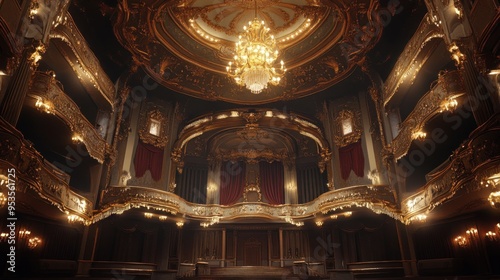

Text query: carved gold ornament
(139, 109), (168, 148)
(333, 110), (362, 147)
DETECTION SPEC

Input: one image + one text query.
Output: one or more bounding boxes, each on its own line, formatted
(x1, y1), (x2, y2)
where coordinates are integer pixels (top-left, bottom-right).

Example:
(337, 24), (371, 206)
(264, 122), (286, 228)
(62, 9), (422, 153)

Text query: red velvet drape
(259, 161), (284, 205)
(338, 140), (364, 180)
(134, 140), (164, 181)
(220, 161), (246, 205)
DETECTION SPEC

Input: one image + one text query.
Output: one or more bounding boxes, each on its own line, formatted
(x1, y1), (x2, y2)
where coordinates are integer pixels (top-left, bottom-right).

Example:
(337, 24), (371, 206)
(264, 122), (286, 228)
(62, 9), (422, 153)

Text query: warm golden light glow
(454, 235), (467, 247)
(412, 130), (426, 141)
(439, 97), (458, 112)
(158, 215), (167, 221)
(226, 18), (286, 94)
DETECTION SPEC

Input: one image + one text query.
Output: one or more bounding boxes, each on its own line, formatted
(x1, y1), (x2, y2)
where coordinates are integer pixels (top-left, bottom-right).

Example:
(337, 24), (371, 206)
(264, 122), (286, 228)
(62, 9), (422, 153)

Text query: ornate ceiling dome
(115, 0), (383, 104)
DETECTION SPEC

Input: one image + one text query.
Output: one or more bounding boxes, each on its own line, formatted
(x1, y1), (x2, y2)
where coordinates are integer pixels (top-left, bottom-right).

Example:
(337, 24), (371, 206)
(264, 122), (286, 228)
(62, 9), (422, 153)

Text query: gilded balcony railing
(50, 13), (115, 108)
(96, 184), (400, 224)
(0, 119), (93, 223)
(402, 115), (500, 223)
(384, 14), (443, 106)
(28, 71), (107, 163)
(392, 70), (465, 160)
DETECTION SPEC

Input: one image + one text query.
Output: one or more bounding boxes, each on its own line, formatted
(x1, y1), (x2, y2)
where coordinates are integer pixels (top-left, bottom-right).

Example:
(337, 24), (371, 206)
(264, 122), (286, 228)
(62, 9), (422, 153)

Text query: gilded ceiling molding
(114, 0), (384, 104)
(383, 14), (444, 106)
(212, 148), (291, 164)
(0, 118), (93, 223)
(402, 116), (500, 224)
(392, 70), (465, 160)
(95, 183), (401, 225)
(50, 13), (115, 109)
(29, 71), (107, 163)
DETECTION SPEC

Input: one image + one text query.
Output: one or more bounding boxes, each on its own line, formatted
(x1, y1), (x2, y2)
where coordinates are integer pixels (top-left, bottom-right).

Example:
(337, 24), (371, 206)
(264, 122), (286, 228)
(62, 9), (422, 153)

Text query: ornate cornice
(392, 70), (465, 160)
(0, 119), (93, 222)
(28, 71), (107, 163)
(384, 14), (444, 106)
(402, 115), (500, 223)
(50, 13), (115, 109)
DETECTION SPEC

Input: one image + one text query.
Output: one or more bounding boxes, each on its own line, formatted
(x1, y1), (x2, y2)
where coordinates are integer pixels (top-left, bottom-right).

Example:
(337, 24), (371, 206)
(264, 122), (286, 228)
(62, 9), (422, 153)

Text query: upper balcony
(27, 71), (107, 164)
(0, 118), (93, 223)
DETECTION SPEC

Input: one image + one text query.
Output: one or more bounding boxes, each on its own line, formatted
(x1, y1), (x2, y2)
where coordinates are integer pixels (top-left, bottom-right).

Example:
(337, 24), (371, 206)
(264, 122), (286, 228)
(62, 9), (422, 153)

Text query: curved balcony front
(391, 70), (466, 160)
(28, 71), (107, 163)
(0, 118), (93, 223)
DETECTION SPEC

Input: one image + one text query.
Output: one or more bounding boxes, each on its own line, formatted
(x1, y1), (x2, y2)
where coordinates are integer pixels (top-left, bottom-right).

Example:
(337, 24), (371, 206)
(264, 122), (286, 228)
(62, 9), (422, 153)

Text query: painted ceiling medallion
(115, 0), (383, 104)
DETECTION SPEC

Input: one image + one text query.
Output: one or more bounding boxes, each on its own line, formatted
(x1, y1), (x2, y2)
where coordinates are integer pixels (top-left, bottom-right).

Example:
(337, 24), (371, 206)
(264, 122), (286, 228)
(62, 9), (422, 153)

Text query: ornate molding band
(50, 13), (115, 109)
(0, 119), (93, 222)
(392, 70), (465, 160)
(384, 14), (444, 106)
(29, 71), (107, 163)
(96, 184), (400, 224)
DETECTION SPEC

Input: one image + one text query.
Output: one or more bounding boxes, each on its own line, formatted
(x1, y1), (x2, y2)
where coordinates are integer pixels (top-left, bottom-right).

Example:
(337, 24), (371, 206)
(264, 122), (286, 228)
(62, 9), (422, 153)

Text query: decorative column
(221, 229), (226, 267)
(361, 59), (418, 277)
(279, 228), (284, 267)
(449, 41), (495, 125)
(0, 41), (44, 125)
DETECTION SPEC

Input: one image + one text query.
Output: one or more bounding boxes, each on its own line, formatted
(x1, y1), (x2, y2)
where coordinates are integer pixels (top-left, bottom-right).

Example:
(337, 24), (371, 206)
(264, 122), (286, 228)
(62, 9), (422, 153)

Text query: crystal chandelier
(226, 3), (286, 94)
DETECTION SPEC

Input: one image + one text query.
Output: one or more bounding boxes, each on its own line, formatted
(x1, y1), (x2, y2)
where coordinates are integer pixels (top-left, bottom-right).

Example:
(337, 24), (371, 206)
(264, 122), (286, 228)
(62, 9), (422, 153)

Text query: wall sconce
(0, 232), (8, 242)
(454, 235), (467, 247)
(315, 221), (324, 227)
(485, 231), (497, 241)
(144, 212), (153, 218)
(158, 215), (168, 221)
(0, 192), (6, 208)
(176, 221), (184, 228)
(466, 227), (478, 236)
(28, 237), (42, 249)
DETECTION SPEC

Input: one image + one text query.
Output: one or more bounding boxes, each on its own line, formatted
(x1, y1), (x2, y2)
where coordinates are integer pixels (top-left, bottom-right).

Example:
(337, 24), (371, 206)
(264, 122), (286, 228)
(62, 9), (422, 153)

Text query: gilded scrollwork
(0, 119), (93, 223)
(29, 71), (107, 163)
(392, 70), (465, 160)
(138, 107), (169, 148)
(384, 15), (443, 105)
(51, 13), (116, 107)
(402, 118), (500, 223)
(333, 109), (362, 147)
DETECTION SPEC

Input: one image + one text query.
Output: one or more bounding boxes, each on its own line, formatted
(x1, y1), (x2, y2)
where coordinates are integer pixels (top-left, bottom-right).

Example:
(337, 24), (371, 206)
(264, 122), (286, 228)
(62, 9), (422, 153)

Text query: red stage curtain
(259, 161), (284, 205)
(338, 140), (364, 180)
(134, 140), (164, 181)
(220, 161), (246, 205)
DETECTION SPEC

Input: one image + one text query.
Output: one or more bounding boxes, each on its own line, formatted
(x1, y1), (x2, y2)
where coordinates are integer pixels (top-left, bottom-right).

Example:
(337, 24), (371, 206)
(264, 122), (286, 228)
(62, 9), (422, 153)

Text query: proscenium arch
(172, 108), (330, 163)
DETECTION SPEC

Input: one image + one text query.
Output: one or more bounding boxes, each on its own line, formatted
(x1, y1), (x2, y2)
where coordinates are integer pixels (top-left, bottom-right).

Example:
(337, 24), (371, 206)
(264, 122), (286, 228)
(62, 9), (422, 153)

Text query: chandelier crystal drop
(226, 18), (286, 94)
